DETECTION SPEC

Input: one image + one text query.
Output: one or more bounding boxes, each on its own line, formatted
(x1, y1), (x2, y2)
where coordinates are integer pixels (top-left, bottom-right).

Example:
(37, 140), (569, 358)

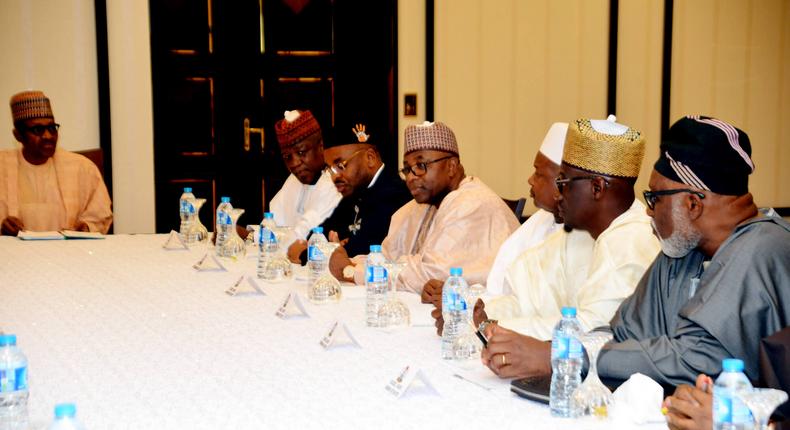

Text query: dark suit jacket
(759, 327), (790, 426)
(321, 165), (411, 258)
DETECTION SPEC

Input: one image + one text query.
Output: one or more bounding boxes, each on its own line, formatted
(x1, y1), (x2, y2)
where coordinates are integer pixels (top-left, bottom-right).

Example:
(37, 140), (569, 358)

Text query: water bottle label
(366, 266), (387, 283)
(714, 391), (752, 424)
(551, 335), (582, 360)
(259, 228), (276, 244)
(308, 245), (324, 261)
(217, 212), (231, 225)
(0, 366), (27, 392)
(180, 201), (195, 214)
(442, 291), (467, 312)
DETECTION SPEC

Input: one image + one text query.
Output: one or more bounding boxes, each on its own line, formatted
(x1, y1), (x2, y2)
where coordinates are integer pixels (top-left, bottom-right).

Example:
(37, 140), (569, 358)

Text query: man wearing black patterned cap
(596, 115), (790, 387)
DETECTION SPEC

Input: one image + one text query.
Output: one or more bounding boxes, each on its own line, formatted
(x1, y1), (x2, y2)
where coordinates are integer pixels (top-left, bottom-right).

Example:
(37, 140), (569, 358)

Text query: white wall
(105, 0), (156, 233)
(0, 0), (99, 153)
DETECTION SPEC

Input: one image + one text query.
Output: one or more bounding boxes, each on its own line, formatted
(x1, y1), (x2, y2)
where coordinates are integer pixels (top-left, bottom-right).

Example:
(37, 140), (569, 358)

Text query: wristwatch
(342, 264), (356, 280)
(477, 319), (498, 334)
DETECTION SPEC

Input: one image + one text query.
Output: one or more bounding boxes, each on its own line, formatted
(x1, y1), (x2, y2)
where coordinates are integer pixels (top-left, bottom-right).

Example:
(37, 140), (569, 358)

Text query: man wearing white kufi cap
(482, 122), (581, 295)
(476, 116), (661, 380)
(334, 121), (520, 293)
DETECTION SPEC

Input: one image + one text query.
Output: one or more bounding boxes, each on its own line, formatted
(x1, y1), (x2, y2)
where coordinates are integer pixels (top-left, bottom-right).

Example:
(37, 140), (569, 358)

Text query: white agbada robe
(352, 176), (520, 293)
(0, 148), (112, 233)
(484, 199), (660, 340)
(485, 208), (561, 295)
(269, 170), (342, 244)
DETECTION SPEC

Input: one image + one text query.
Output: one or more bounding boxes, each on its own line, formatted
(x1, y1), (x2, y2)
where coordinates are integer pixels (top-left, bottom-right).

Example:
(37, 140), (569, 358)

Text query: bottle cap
(449, 267), (462, 276)
(221, 196), (230, 203)
(183, 187), (192, 193)
(54, 403), (77, 419)
(369, 244), (382, 252)
(0, 334), (16, 346)
(561, 307), (577, 317)
(722, 358), (744, 372)
(312, 226), (323, 234)
(263, 212), (273, 219)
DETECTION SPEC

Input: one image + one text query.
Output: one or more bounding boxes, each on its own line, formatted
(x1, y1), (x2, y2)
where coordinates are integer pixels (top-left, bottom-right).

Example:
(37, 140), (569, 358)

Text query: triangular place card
(225, 276), (267, 297)
(193, 253), (228, 272)
(275, 292), (310, 319)
(384, 365), (440, 398)
(162, 230), (188, 250)
(320, 320), (361, 349)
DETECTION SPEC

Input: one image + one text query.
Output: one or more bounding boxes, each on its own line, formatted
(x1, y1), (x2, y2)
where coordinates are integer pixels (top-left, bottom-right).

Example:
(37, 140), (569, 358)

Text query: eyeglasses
(24, 123), (60, 136)
(642, 189), (706, 210)
(326, 148), (366, 175)
(554, 175), (609, 193)
(399, 155), (455, 180)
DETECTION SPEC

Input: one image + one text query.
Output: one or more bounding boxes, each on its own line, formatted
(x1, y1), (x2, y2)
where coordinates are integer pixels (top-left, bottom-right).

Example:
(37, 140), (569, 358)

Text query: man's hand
(472, 299), (488, 326)
(328, 230), (349, 246)
(74, 220), (90, 232)
(480, 324), (551, 379)
(421, 279), (443, 304)
(329, 245), (352, 281)
(1, 216), (25, 236)
(431, 306), (443, 336)
(287, 239), (307, 264)
(664, 374), (713, 430)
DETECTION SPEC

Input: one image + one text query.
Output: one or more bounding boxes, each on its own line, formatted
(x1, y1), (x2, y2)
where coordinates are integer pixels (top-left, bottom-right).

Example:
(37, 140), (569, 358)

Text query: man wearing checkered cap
(338, 121), (520, 293)
(596, 115), (790, 389)
(1, 90), (112, 235)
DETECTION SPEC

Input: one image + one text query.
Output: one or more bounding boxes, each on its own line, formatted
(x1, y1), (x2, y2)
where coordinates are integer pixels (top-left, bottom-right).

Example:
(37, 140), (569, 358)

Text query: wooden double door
(150, 0), (398, 232)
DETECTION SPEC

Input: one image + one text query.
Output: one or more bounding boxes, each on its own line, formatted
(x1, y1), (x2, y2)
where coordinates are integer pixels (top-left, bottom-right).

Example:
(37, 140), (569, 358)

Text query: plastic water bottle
(549, 307), (584, 417)
(713, 358), (753, 430)
(441, 267), (469, 359)
(365, 245), (388, 327)
(48, 403), (86, 430)
(178, 187), (197, 243)
(215, 197), (233, 256)
(307, 227), (328, 286)
(0, 334), (28, 430)
(257, 212), (278, 279)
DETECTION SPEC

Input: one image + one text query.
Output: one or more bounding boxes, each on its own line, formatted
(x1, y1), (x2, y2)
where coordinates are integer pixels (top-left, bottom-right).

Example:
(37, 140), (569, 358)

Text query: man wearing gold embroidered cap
(476, 116), (660, 379)
(1, 90), (112, 235)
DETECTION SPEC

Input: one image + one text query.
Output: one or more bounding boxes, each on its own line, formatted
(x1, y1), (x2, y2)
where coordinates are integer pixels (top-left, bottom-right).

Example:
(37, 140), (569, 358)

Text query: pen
(470, 321), (488, 347)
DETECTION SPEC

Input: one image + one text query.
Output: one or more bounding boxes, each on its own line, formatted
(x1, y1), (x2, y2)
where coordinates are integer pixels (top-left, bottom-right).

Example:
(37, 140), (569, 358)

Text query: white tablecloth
(0, 235), (668, 429)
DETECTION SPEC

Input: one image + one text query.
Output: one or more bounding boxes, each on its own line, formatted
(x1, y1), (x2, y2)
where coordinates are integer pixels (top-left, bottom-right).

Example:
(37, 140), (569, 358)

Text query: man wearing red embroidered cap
(1, 90), (112, 235)
(270, 110), (342, 249)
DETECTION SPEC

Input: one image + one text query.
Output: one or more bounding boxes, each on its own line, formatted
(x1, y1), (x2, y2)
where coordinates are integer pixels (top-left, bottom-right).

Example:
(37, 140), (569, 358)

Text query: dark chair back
(74, 148), (105, 178)
(502, 197), (527, 223)
(759, 327), (790, 425)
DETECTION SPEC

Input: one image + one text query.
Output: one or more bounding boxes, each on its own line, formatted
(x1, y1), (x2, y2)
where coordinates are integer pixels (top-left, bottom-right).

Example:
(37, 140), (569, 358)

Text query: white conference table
(0, 235), (668, 429)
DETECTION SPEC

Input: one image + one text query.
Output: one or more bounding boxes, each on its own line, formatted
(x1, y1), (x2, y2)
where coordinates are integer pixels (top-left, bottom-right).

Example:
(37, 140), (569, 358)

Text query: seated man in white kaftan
(329, 121), (520, 293)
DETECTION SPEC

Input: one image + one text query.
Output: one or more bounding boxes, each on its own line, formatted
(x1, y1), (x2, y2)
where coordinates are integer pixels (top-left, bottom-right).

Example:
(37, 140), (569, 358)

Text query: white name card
(275, 292), (309, 319)
(193, 253), (228, 272)
(162, 230), (189, 250)
(320, 320), (361, 349)
(384, 365), (439, 399)
(225, 276), (266, 297)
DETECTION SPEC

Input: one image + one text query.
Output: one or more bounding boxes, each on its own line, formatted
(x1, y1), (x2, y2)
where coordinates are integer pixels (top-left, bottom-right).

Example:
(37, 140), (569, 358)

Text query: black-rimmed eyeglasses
(24, 123), (60, 136)
(399, 155), (455, 180)
(326, 148), (366, 175)
(642, 189), (706, 210)
(554, 175), (609, 193)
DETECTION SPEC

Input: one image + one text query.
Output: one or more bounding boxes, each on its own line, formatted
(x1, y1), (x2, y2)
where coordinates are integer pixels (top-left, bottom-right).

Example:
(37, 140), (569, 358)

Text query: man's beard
(652, 203), (702, 258)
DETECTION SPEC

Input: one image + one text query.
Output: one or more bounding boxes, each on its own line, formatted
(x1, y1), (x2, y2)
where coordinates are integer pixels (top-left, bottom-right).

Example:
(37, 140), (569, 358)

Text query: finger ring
(501, 354), (507, 366)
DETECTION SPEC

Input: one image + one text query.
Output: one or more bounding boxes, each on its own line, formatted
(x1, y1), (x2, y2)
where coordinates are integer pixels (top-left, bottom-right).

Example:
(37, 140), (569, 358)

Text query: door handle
(243, 118), (264, 152)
